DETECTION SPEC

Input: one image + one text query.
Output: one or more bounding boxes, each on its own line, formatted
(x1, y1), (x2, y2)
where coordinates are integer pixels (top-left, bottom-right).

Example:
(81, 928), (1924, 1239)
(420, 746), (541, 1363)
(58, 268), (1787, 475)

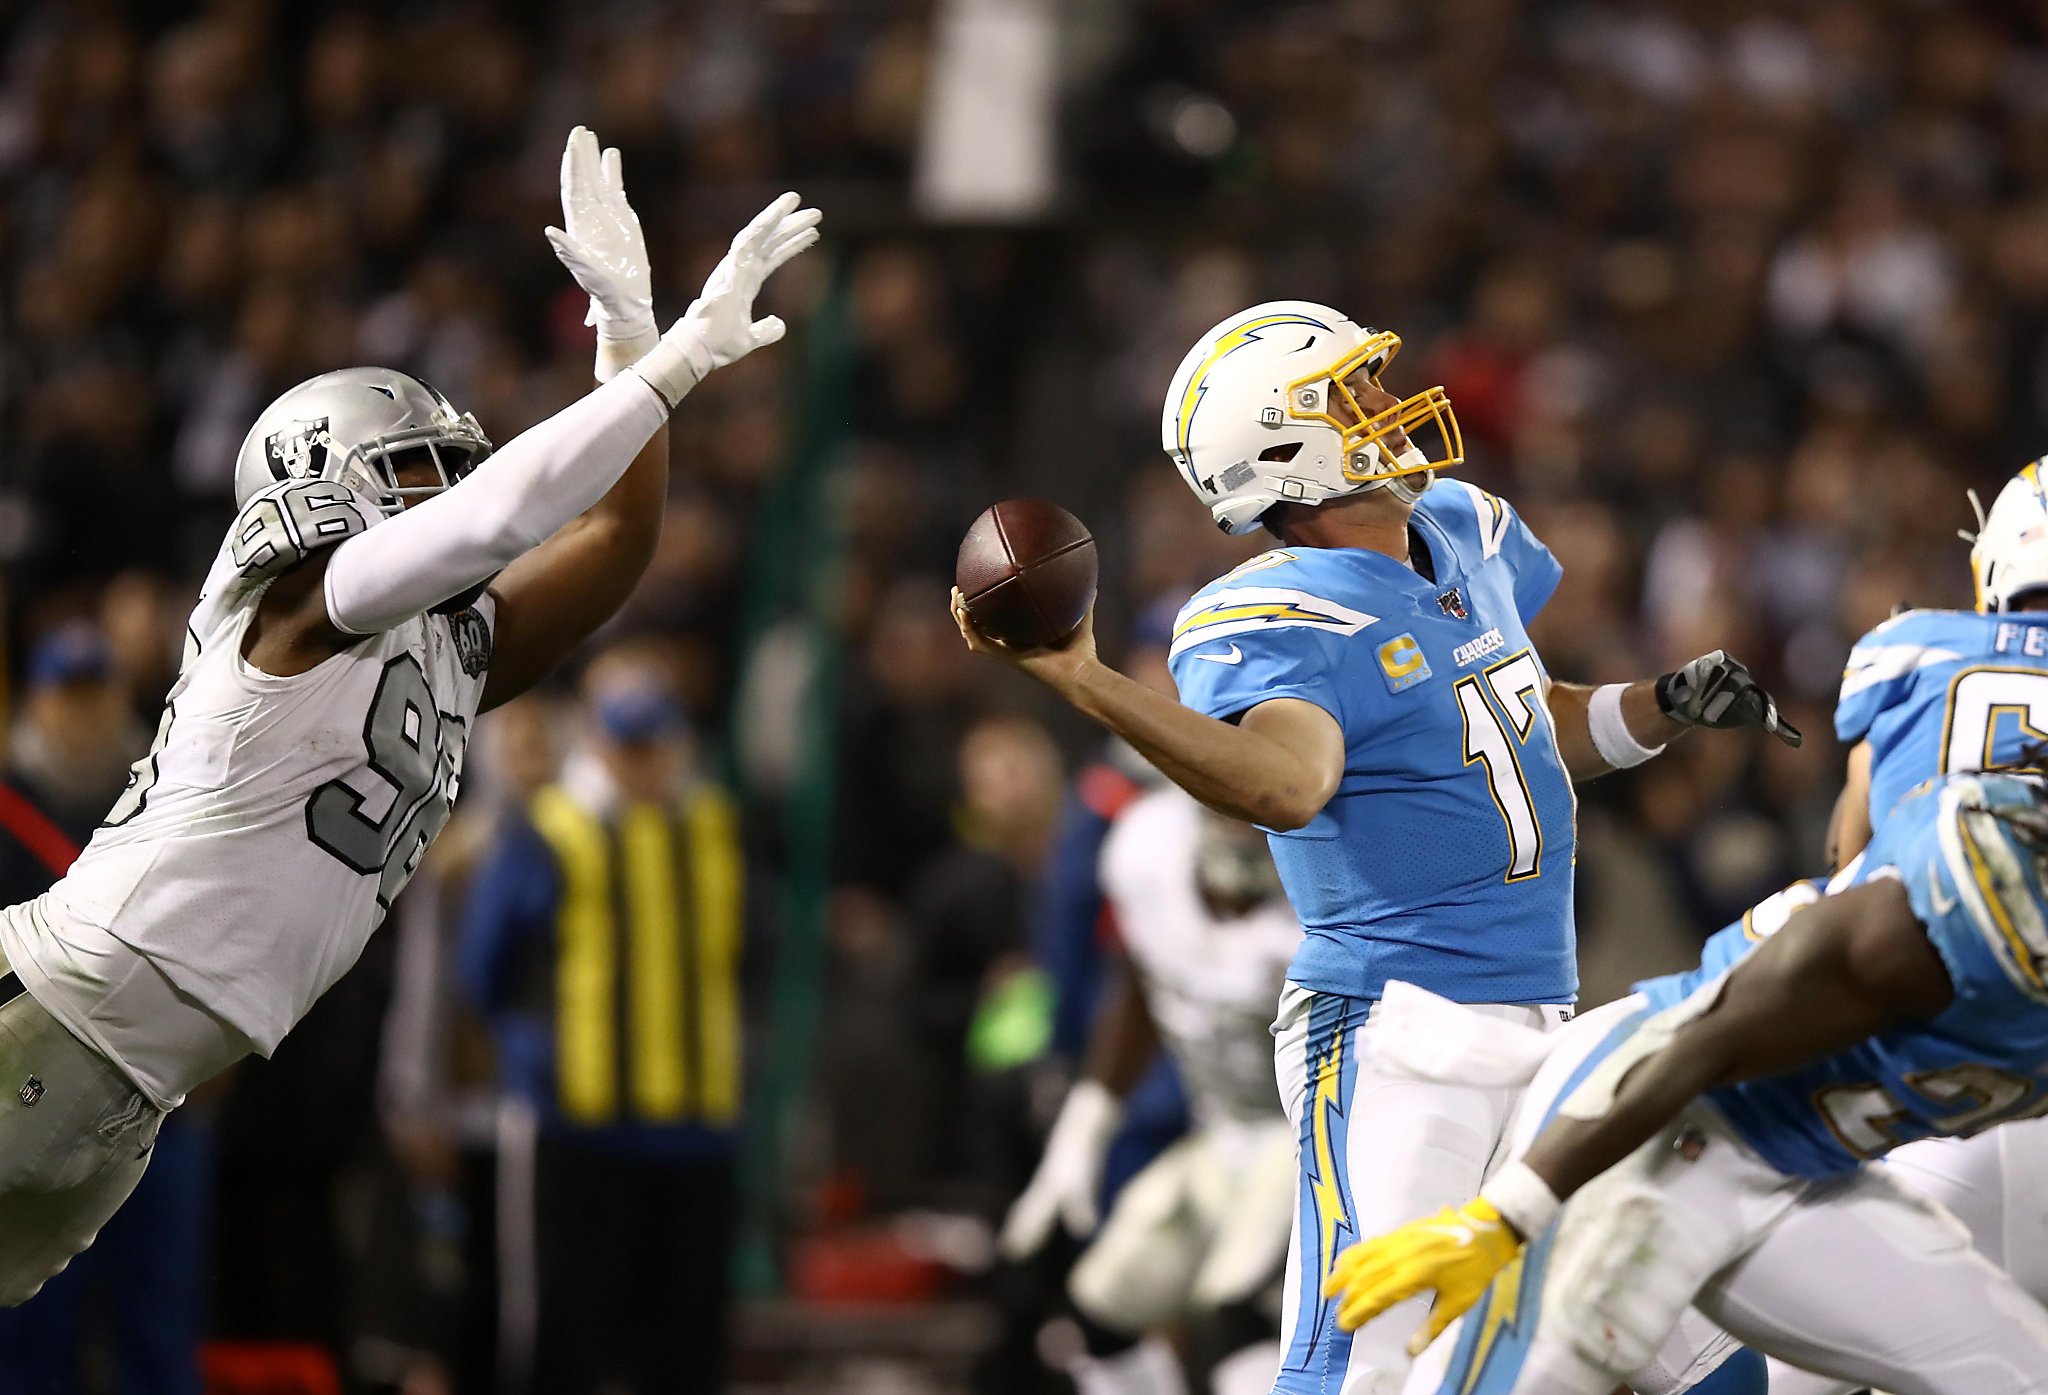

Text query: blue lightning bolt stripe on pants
(1269, 986), (1565, 1395)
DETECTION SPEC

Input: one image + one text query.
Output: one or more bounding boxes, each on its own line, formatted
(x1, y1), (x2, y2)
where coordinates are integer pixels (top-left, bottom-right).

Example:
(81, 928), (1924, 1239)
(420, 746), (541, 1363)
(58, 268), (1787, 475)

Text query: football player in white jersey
(1002, 787), (1302, 1395)
(0, 127), (818, 1304)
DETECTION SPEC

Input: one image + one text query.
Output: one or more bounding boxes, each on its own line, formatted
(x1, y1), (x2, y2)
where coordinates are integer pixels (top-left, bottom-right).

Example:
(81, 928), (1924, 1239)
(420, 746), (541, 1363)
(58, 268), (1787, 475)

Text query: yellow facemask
(1284, 331), (1464, 484)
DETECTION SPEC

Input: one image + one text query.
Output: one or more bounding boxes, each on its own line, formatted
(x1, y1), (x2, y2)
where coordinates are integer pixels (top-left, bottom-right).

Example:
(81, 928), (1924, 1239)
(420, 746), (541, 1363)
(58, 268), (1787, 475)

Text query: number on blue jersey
(1455, 650), (1556, 881)
(1941, 667), (2048, 773)
(1817, 1063), (2048, 1158)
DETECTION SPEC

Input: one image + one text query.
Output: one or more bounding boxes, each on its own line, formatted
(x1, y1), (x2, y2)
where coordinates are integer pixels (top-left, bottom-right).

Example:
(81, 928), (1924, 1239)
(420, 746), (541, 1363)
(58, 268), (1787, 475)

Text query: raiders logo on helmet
(266, 418), (334, 482)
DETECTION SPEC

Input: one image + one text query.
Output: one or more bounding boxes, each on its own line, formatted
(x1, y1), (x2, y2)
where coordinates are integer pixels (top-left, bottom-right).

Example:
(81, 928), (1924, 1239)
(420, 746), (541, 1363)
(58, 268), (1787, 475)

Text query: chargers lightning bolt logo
(1175, 312), (1333, 468)
(1454, 1251), (1527, 1393)
(1303, 1024), (1352, 1355)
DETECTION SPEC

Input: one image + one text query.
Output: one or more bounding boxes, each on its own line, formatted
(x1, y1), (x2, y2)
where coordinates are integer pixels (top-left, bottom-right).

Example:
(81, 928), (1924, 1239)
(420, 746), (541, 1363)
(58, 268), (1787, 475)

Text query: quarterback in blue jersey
(1325, 774), (2048, 1395)
(952, 299), (1797, 1394)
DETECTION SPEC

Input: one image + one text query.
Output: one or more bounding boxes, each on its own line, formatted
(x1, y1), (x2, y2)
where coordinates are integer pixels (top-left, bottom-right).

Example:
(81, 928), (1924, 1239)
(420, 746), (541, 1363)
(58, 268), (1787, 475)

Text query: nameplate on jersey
(1169, 586), (1376, 659)
(1377, 633), (1432, 693)
(1996, 622), (2048, 658)
(1452, 628), (1505, 668)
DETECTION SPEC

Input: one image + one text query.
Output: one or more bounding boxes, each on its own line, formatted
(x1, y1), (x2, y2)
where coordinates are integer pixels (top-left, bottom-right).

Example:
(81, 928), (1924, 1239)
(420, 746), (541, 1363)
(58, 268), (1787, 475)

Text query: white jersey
(1098, 786), (1299, 1131)
(1, 480), (491, 1107)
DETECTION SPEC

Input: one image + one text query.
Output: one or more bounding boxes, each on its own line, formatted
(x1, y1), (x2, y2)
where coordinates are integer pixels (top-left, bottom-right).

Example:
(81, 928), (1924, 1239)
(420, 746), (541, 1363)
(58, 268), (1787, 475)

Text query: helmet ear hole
(1260, 443), (1303, 463)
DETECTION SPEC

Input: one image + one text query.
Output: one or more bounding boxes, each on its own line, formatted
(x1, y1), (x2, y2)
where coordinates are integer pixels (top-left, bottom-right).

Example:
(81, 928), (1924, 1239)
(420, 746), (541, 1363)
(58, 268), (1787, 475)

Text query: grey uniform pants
(0, 962), (162, 1307)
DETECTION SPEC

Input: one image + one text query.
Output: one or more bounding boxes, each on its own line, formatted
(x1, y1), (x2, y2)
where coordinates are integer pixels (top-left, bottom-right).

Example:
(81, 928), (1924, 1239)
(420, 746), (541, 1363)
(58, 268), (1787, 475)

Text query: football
(955, 499), (1098, 650)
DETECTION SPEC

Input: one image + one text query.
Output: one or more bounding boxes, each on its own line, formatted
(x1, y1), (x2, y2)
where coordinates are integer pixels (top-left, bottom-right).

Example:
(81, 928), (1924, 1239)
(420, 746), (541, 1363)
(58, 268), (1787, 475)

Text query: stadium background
(0, 0), (2037, 1390)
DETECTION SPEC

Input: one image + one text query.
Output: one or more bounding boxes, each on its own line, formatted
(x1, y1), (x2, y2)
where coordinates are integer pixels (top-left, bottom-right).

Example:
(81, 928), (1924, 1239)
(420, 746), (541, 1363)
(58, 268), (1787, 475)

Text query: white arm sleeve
(322, 370), (668, 634)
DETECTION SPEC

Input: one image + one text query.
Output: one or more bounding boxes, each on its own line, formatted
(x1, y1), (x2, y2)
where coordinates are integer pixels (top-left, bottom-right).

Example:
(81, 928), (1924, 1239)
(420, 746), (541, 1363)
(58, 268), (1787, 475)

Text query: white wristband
(1481, 1159), (1560, 1238)
(594, 325), (661, 383)
(1590, 683), (1665, 769)
(626, 318), (713, 411)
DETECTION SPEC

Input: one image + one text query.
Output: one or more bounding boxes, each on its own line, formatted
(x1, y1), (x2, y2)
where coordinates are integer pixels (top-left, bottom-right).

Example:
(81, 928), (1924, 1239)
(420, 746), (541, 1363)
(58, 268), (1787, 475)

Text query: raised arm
(950, 600), (1345, 831)
(244, 133), (819, 692)
(1546, 650), (1803, 782)
(482, 138), (819, 707)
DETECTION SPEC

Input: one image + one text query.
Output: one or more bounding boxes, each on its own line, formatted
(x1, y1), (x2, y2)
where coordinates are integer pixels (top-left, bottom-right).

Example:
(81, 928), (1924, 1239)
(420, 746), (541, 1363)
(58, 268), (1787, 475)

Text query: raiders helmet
(233, 368), (493, 515)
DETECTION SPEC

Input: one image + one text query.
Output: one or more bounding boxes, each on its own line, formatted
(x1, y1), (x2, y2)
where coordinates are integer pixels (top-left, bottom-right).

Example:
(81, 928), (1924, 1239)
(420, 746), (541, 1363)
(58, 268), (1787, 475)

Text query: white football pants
(1271, 984), (1569, 1395)
(1070, 1116), (1295, 1336)
(1764, 1116), (2048, 1395)
(1423, 996), (2048, 1395)
(0, 963), (162, 1306)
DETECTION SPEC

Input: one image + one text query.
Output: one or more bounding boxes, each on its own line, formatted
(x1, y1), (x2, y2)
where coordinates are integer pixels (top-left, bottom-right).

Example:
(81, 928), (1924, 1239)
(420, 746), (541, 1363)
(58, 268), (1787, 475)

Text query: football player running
(952, 301), (1799, 1394)
(0, 128), (818, 1304)
(1003, 787), (1301, 1395)
(1327, 769), (2048, 1395)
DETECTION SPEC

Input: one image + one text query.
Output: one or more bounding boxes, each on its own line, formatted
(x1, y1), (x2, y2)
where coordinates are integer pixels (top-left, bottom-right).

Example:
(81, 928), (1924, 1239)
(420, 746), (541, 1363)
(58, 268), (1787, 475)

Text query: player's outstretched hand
(1322, 1198), (1522, 1354)
(629, 194), (822, 409)
(950, 587), (1099, 690)
(679, 192), (823, 374)
(998, 1079), (1123, 1260)
(1656, 650), (1803, 747)
(545, 125), (655, 346)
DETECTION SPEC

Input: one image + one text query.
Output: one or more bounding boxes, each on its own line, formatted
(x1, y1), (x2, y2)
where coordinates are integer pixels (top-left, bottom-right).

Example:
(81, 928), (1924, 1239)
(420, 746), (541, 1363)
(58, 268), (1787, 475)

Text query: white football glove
(546, 126), (658, 378)
(630, 191), (822, 408)
(999, 1078), (1124, 1260)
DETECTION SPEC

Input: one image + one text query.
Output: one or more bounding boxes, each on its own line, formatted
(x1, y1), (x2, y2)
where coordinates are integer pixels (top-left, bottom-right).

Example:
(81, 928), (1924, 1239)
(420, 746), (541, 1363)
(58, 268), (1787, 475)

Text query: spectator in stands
(903, 712), (1065, 1213)
(459, 646), (744, 1395)
(0, 623), (143, 901)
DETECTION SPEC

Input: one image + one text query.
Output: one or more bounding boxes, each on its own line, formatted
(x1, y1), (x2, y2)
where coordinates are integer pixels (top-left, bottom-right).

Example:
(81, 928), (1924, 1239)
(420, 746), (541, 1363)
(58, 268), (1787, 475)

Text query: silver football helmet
(233, 368), (493, 514)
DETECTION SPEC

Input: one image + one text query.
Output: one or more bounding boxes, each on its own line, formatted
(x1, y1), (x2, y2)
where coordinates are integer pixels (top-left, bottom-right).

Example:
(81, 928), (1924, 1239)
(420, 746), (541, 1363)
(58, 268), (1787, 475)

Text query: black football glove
(1656, 650), (1803, 747)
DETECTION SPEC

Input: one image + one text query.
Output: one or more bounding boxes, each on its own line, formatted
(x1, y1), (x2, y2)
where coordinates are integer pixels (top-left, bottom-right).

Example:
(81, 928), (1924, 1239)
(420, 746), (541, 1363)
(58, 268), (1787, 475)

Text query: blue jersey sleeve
(1437, 481), (1561, 625)
(1169, 614), (1354, 730)
(1836, 610), (1970, 745)
(1167, 566), (1372, 728)
(1501, 503), (1562, 624)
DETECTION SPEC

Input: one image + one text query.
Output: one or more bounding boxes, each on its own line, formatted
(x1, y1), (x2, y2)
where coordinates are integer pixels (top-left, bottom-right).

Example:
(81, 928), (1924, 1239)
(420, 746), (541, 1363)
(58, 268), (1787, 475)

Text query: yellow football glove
(1322, 1197), (1524, 1354)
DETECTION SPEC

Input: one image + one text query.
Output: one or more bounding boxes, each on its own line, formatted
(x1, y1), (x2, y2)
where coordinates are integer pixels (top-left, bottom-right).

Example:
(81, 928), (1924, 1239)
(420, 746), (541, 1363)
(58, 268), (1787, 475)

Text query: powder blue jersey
(1168, 480), (1575, 1005)
(1838, 607), (2048, 825)
(1681, 606), (2048, 1034)
(1640, 774), (2048, 1179)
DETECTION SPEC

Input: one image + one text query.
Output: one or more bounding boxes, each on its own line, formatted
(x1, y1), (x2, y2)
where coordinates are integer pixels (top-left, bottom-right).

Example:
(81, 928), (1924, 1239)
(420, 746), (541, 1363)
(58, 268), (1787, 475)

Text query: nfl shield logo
(1437, 588), (1468, 620)
(18, 1076), (42, 1107)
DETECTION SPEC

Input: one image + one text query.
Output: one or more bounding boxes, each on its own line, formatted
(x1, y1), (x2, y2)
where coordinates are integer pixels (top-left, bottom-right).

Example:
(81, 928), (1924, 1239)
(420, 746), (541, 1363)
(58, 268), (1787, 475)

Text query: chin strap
(1385, 470), (1434, 505)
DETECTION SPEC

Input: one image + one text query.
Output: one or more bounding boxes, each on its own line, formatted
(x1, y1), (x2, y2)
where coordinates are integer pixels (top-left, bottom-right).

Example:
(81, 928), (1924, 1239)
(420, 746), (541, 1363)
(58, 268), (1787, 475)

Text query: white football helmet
(1970, 460), (2048, 611)
(233, 367), (493, 515)
(1160, 300), (1463, 535)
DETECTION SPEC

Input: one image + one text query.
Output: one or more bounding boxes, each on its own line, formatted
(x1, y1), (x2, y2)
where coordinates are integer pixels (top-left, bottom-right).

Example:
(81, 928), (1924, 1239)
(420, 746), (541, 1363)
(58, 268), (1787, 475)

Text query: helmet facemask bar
(1283, 332), (1464, 485)
(345, 414), (494, 515)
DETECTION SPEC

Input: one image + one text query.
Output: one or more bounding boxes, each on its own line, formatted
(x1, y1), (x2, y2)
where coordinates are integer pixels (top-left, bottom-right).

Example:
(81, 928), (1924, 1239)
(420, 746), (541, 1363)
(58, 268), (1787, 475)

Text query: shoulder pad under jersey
(228, 479), (383, 584)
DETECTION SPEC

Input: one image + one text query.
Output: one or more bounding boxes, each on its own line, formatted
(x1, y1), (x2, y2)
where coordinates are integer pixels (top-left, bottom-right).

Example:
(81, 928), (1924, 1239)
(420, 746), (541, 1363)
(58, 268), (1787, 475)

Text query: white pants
(1765, 1116), (2048, 1395)
(1271, 985), (1569, 1395)
(0, 976), (162, 1306)
(1424, 996), (2048, 1395)
(1071, 1117), (1296, 1335)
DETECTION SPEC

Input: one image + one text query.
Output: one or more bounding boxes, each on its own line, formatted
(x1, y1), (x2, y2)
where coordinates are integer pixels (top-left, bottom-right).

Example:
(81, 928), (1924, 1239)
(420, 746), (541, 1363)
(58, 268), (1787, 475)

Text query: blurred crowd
(2, 0), (2047, 1390)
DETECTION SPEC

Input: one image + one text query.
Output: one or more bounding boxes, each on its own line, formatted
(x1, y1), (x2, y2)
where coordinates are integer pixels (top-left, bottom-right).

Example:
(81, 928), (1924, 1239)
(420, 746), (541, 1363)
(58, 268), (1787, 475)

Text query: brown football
(956, 499), (1098, 650)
